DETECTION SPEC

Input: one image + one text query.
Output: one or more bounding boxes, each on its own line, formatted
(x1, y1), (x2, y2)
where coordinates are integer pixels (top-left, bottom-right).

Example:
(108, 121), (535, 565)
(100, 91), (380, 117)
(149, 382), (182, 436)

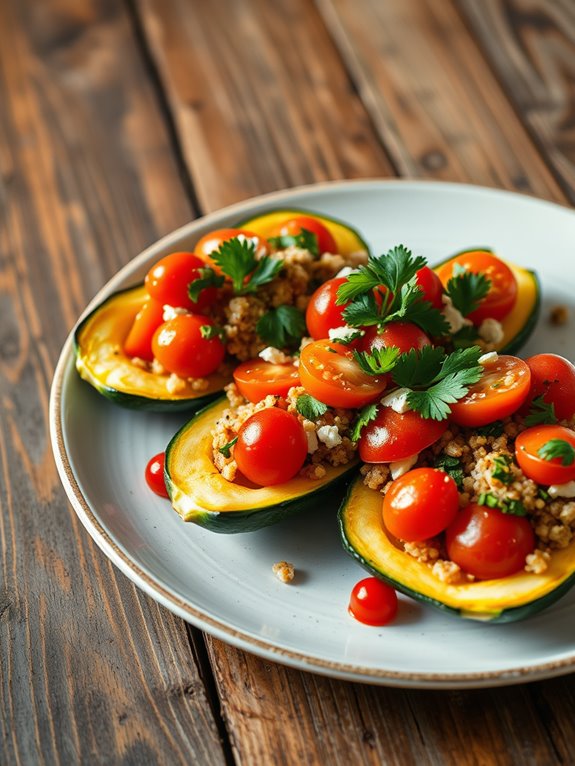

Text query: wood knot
(421, 150), (447, 171)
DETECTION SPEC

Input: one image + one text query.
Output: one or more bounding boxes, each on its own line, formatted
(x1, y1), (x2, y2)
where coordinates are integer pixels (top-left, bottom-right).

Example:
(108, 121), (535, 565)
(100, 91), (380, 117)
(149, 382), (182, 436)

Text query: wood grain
(0, 0), (226, 763)
(459, 0), (575, 204)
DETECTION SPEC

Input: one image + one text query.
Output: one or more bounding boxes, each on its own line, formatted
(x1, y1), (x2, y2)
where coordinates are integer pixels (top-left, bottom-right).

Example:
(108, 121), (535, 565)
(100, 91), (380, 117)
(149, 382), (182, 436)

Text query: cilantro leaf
(200, 324), (226, 341)
(385, 282), (450, 337)
(491, 454), (513, 485)
(406, 376), (469, 421)
(445, 264), (491, 317)
(329, 328), (364, 345)
(353, 346), (400, 376)
(391, 346), (446, 389)
(435, 346), (483, 381)
(211, 237), (283, 294)
(537, 439), (575, 466)
(256, 306), (306, 348)
(219, 436), (238, 458)
(188, 267), (225, 302)
(451, 324), (480, 349)
(350, 403), (379, 442)
(296, 394), (328, 420)
(434, 455), (464, 490)
(342, 292), (382, 327)
(269, 228), (319, 257)
(336, 269), (381, 304)
(525, 396), (557, 427)
(370, 245), (427, 296)
(477, 492), (527, 516)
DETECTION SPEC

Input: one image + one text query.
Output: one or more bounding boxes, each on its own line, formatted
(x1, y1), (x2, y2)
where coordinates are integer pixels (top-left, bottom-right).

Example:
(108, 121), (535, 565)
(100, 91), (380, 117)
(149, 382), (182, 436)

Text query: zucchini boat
(339, 477), (575, 623)
(165, 398), (359, 533)
(434, 249), (540, 354)
(74, 285), (229, 412)
(236, 208), (371, 257)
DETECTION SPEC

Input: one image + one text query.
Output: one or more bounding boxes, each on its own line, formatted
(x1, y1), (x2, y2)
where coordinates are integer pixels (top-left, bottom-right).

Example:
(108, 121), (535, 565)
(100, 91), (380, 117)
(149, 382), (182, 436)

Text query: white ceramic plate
(50, 180), (575, 689)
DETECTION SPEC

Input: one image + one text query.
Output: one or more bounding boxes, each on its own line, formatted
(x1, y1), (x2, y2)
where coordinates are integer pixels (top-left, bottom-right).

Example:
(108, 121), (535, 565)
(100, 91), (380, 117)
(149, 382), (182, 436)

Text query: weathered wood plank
(0, 0), (227, 763)
(459, 0), (575, 204)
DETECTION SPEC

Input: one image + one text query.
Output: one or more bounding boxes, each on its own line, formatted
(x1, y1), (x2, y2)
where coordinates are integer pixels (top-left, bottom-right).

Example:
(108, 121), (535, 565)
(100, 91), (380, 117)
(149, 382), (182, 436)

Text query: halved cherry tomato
(298, 340), (387, 408)
(145, 452), (169, 498)
(306, 277), (350, 340)
(276, 216), (337, 254)
(358, 321), (431, 355)
(194, 228), (269, 273)
(348, 577), (398, 626)
(359, 408), (448, 463)
(515, 425), (575, 486)
(382, 468), (459, 542)
(522, 354), (575, 421)
(145, 252), (217, 311)
(446, 503), (535, 580)
(233, 359), (300, 403)
(152, 315), (225, 378)
(124, 299), (164, 361)
(435, 251), (517, 323)
(235, 408), (307, 486)
(449, 355), (531, 427)
(416, 266), (444, 309)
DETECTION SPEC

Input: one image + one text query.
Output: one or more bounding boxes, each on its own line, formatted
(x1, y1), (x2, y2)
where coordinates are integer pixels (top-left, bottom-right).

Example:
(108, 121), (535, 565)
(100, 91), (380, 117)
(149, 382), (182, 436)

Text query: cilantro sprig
(269, 228), (319, 257)
(477, 492), (527, 517)
(188, 267), (225, 302)
(525, 396), (557, 427)
(537, 439), (575, 466)
(434, 455), (464, 490)
(296, 394), (328, 421)
(210, 237), (283, 295)
(200, 324), (226, 341)
(219, 436), (238, 458)
(354, 346), (401, 376)
(350, 403), (379, 442)
(256, 305), (306, 348)
(445, 263), (491, 317)
(491, 454), (513, 485)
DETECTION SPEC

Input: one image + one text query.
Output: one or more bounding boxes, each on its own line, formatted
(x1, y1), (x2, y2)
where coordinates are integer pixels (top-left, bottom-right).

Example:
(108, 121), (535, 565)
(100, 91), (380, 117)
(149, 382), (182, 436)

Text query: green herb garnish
(525, 396), (557, 427)
(476, 421), (505, 437)
(537, 439), (575, 466)
(353, 346), (401, 376)
(211, 237), (283, 295)
(268, 228), (319, 257)
(296, 394), (328, 421)
(256, 306), (306, 349)
(188, 267), (225, 302)
(477, 492), (527, 516)
(350, 403), (379, 442)
(434, 455), (464, 490)
(200, 324), (226, 341)
(219, 436), (238, 458)
(491, 454), (513, 485)
(445, 263), (491, 317)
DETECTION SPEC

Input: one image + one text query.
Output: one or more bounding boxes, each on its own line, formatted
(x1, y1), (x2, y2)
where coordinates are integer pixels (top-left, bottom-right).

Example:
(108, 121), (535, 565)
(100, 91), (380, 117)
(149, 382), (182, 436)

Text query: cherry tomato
(277, 216), (337, 255)
(194, 228), (268, 273)
(299, 340), (388, 408)
(124, 299), (164, 361)
(233, 359), (300, 403)
(436, 251), (517, 323)
(359, 408), (448, 463)
(449, 355), (531, 427)
(358, 321), (431, 355)
(348, 577), (398, 626)
(523, 354), (575, 421)
(416, 266), (444, 309)
(306, 277), (350, 340)
(152, 315), (225, 378)
(234, 408), (307, 486)
(446, 503), (535, 580)
(145, 252), (217, 311)
(515, 425), (575, 486)
(382, 468), (459, 542)
(145, 452), (169, 498)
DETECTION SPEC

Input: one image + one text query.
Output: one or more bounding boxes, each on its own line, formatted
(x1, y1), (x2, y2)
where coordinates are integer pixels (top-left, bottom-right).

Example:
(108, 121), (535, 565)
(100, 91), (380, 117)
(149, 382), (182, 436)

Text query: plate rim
(50, 178), (575, 688)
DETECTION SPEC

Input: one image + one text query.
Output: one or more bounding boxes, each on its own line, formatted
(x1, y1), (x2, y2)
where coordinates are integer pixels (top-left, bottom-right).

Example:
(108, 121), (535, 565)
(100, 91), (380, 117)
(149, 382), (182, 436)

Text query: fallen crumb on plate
(272, 561), (295, 583)
(549, 305), (569, 326)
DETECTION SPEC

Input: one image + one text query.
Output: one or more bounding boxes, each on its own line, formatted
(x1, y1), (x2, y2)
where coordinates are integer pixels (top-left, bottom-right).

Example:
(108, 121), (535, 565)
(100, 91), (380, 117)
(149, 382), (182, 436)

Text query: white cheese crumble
(548, 481), (575, 499)
(479, 351), (499, 365)
(390, 453), (419, 480)
(478, 317), (504, 345)
(305, 428), (319, 454)
(441, 295), (473, 334)
(380, 387), (411, 414)
(317, 425), (342, 448)
(328, 325), (358, 342)
(166, 373), (186, 395)
(258, 346), (292, 364)
(151, 358), (166, 375)
(335, 266), (358, 279)
(162, 305), (188, 321)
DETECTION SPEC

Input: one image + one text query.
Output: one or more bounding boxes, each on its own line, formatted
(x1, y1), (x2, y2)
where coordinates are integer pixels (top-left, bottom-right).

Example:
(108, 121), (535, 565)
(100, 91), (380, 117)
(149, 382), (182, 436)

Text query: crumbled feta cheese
(258, 346), (292, 364)
(441, 295), (473, 334)
(380, 387), (411, 414)
(305, 428), (319, 454)
(151, 358), (166, 375)
(548, 481), (575, 499)
(390, 453), (419, 480)
(163, 305), (188, 321)
(166, 373), (186, 395)
(317, 425), (342, 448)
(130, 356), (148, 369)
(479, 351), (499, 366)
(328, 325), (358, 342)
(478, 317), (504, 345)
(335, 266), (358, 278)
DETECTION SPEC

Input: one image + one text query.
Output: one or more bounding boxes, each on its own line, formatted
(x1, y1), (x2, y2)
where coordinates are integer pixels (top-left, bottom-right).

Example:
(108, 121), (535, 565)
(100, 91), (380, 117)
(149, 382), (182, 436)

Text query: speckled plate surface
(50, 180), (575, 688)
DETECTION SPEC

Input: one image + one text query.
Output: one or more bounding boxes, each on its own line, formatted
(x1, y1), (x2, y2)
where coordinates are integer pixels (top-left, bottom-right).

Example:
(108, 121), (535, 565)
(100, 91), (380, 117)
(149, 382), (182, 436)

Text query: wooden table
(3, 0), (575, 762)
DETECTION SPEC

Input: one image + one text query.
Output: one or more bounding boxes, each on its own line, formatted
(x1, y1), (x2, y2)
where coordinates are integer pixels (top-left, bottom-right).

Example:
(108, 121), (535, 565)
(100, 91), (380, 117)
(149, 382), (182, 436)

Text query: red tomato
(359, 408), (448, 463)
(235, 408), (307, 486)
(277, 216), (337, 254)
(382, 468), (459, 542)
(358, 321), (431, 355)
(145, 452), (169, 498)
(145, 252), (217, 311)
(299, 340), (388, 408)
(306, 277), (350, 340)
(449, 355), (531, 427)
(523, 354), (575, 421)
(416, 266), (444, 309)
(348, 577), (398, 626)
(233, 359), (300, 403)
(152, 315), (225, 378)
(194, 228), (268, 272)
(446, 503), (535, 580)
(124, 299), (164, 361)
(515, 425), (575, 486)
(435, 251), (517, 323)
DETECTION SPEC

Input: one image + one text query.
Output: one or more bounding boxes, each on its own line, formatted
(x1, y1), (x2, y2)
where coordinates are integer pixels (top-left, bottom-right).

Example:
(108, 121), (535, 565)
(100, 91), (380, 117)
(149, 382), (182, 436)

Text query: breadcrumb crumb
(273, 561), (295, 583)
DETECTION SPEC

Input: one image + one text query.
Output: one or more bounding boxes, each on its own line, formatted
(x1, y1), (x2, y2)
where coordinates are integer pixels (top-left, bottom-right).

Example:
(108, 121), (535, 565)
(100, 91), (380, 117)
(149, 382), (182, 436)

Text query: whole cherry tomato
(124, 299), (164, 361)
(194, 228), (269, 273)
(416, 266), (444, 309)
(145, 252), (217, 311)
(145, 452), (169, 498)
(152, 315), (225, 378)
(348, 577), (398, 626)
(233, 359), (300, 403)
(522, 353), (575, 421)
(359, 408), (448, 463)
(358, 321), (431, 355)
(276, 216), (337, 255)
(515, 424), (575, 486)
(306, 277), (350, 340)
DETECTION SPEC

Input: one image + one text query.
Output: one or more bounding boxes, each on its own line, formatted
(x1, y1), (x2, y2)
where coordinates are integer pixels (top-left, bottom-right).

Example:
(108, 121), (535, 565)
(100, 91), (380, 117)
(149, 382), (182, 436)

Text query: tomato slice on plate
(298, 340), (388, 408)
(515, 424), (575, 486)
(233, 359), (300, 403)
(359, 407), (448, 463)
(449, 355), (531, 427)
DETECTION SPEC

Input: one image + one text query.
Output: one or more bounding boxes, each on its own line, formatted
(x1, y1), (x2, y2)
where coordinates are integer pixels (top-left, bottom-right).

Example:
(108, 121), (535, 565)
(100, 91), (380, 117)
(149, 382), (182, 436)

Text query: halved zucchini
(340, 477), (575, 623)
(165, 398), (359, 533)
(434, 249), (540, 354)
(74, 285), (229, 412)
(236, 208), (371, 256)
